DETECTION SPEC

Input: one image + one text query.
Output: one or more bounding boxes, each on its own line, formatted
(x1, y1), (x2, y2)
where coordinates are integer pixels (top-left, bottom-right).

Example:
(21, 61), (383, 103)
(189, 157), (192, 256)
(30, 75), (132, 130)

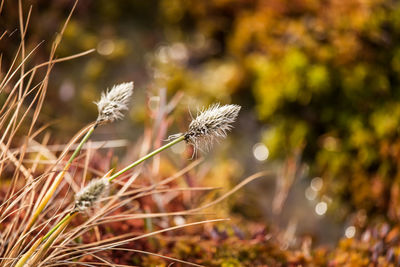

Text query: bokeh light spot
(174, 216), (186, 226)
(315, 201), (327, 216)
(311, 177), (323, 191)
(59, 80), (75, 102)
(345, 226), (356, 238)
(305, 187), (317, 201)
(97, 39), (115, 56)
(253, 143), (269, 161)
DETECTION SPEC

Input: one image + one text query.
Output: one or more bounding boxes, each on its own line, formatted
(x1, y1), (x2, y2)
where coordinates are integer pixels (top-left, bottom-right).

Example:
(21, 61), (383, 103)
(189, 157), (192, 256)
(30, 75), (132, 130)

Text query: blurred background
(3, 0), (400, 264)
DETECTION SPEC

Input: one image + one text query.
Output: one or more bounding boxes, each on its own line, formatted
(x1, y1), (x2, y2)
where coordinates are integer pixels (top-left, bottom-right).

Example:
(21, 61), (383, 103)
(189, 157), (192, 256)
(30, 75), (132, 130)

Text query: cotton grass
(95, 82), (134, 124)
(183, 103), (241, 152)
(73, 177), (110, 213)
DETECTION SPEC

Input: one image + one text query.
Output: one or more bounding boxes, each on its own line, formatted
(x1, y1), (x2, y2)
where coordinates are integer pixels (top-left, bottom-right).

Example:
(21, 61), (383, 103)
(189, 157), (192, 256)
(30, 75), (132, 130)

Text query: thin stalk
(14, 212), (77, 267)
(108, 135), (185, 182)
(13, 238), (42, 267)
(25, 124), (96, 231)
(25, 213), (76, 267)
(42, 211), (77, 241)
(15, 213), (76, 267)
(66, 124), (96, 166)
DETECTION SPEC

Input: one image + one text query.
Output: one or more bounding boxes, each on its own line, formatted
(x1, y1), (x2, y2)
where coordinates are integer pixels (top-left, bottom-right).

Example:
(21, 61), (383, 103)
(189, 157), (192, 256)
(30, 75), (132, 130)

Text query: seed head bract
(95, 82), (134, 124)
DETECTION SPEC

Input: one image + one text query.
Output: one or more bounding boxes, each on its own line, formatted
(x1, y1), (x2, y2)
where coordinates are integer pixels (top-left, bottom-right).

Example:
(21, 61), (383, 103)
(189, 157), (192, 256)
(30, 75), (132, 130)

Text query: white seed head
(73, 178), (109, 213)
(184, 103), (241, 152)
(95, 82), (134, 124)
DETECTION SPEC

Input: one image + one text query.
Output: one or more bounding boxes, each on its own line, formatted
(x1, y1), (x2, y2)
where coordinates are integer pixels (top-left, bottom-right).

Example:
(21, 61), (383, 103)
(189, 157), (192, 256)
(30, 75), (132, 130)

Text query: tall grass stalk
(13, 238), (42, 267)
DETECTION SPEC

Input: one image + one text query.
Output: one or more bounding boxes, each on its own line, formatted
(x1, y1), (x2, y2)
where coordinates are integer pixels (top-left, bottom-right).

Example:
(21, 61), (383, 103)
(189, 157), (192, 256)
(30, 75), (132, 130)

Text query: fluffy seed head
(73, 178), (109, 213)
(184, 103), (241, 152)
(95, 82), (134, 124)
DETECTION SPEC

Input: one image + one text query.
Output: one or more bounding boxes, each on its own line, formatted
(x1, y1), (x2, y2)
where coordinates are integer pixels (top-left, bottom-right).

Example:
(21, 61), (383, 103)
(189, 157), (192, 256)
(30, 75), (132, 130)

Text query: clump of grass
(0, 1), (98, 265)
(12, 80), (133, 266)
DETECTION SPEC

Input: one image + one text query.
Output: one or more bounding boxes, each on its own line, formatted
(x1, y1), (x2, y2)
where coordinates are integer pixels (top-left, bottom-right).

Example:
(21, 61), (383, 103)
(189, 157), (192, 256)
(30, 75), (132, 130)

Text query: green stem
(67, 124), (96, 166)
(42, 212), (75, 241)
(108, 135), (185, 182)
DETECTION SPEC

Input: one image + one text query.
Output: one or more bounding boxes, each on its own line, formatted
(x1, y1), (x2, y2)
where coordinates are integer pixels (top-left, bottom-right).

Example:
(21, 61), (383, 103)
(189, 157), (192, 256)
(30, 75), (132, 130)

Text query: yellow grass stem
(13, 238), (42, 267)
(25, 125), (95, 231)
(25, 162), (70, 231)
(36, 213), (76, 257)
(23, 213), (76, 267)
